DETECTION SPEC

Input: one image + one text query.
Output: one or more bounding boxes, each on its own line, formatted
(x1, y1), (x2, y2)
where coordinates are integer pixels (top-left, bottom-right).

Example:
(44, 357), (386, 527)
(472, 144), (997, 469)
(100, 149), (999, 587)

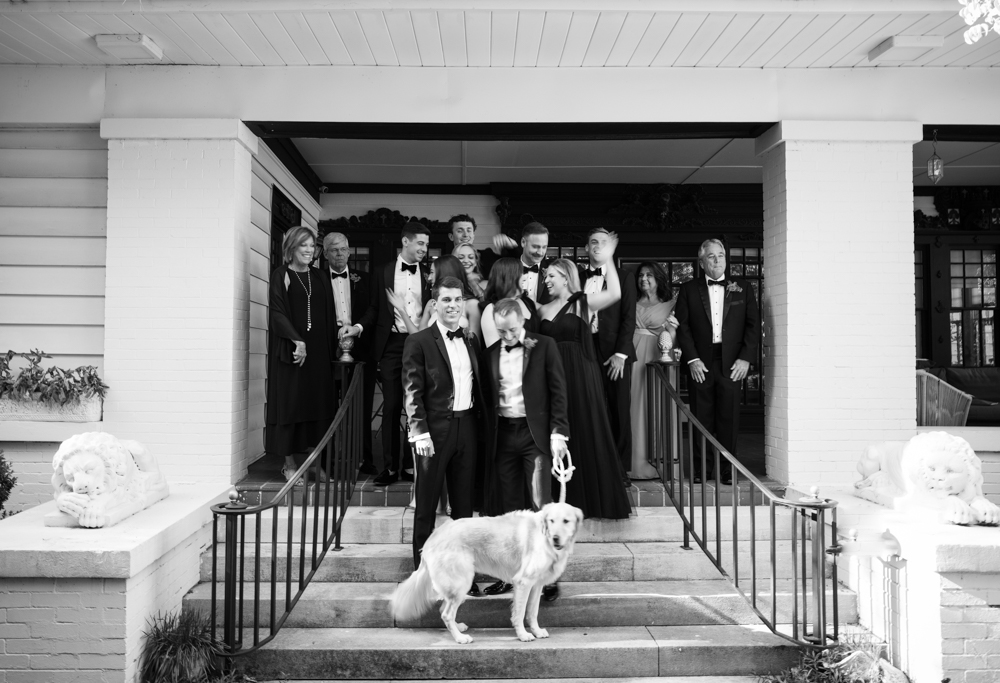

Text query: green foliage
(139, 610), (222, 683)
(0, 349), (109, 406)
(0, 449), (17, 516)
(758, 635), (887, 683)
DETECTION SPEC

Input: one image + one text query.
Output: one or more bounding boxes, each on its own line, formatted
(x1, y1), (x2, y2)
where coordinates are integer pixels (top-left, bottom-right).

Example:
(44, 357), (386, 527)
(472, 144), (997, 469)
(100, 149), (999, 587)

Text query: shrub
(139, 610), (222, 683)
(0, 349), (108, 406)
(0, 448), (17, 517)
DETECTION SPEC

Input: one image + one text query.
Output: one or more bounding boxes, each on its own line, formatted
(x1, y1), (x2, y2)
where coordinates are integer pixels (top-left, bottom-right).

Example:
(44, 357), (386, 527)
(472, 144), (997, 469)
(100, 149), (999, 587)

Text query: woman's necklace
(291, 268), (312, 331)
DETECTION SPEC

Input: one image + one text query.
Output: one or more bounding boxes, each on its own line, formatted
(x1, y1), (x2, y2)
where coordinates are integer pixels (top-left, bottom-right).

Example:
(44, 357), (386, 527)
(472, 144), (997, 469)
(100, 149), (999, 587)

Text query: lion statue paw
(50, 432), (169, 528)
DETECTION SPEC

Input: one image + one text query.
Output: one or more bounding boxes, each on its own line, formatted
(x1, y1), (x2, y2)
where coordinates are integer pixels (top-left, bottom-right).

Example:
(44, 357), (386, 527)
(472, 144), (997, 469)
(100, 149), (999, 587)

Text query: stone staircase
(184, 502), (857, 682)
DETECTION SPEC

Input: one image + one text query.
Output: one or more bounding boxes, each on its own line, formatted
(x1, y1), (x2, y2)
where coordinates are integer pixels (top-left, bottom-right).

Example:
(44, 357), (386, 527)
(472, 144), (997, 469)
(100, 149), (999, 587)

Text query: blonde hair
(547, 258), (581, 294)
(281, 226), (317, 265)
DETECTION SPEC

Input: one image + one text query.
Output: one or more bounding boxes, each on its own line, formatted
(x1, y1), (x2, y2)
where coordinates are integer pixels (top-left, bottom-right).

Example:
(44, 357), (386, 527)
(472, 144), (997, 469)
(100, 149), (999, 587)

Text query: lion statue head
(52, 432), (135, 501)
(901, 431), (982, 501)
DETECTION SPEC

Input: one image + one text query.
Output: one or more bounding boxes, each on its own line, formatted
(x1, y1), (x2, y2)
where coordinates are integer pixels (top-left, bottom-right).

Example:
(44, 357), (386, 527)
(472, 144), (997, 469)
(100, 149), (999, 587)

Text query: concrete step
(269, 679), (760, 683)
(235, 625), (801, 680)
(185, 579), (855, 630)
(214, 506), (799, 546)
(200, 541), (821, 584)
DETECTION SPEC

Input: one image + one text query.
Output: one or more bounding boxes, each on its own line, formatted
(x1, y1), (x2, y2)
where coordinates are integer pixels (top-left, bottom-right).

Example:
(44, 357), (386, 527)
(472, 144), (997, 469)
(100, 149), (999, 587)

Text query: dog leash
(551, 451), (575, 504)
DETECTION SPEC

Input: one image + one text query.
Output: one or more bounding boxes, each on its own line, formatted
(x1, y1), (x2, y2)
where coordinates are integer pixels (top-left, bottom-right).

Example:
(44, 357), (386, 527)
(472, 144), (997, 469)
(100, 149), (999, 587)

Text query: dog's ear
(541, 510), (552, 539)
(574, 507), (583, 530)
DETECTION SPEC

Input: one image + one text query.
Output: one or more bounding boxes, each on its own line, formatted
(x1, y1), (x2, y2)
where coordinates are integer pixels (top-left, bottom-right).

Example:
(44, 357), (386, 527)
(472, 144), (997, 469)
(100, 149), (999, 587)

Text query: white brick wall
(760, 124), (919, 487)
(103, 131), (256, 484)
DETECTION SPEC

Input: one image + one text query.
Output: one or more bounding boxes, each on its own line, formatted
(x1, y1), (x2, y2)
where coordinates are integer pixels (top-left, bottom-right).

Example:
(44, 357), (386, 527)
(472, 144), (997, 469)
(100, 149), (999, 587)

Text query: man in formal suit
(403, 276), (484, 573)
(674, 238), (760, 485)
(493, 221), (555, 309)
(447, 214), (500, 277)
(479, 298), (569, 599)
(580, 228), (637, 478)
(357, 222), (431, 485)
(325, 232), (377, 476)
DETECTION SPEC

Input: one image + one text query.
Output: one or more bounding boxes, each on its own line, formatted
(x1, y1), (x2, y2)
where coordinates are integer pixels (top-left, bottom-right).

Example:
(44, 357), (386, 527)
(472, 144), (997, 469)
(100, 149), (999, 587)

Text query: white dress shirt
(583, 266), (605, 333)
(519, 258), (541, 303)
(706, 275), (725, 344)
(498, 330), (527, 418)
(392, 255), (423, 333)
(329, 267), (351, 328)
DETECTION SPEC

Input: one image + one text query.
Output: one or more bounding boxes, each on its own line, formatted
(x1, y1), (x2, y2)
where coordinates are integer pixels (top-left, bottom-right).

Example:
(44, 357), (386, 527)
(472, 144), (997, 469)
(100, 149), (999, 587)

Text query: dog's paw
(453, 632), (474, 644)
(456, 622), (469, 633)
(517, 631), (536, 642)
(530, 627), (549, 639)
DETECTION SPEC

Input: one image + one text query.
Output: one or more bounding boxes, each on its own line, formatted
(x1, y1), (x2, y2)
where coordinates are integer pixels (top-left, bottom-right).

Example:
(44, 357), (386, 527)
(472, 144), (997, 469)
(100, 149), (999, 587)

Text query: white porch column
(756, 121), (921, 488)
(100, 119), (258, 483)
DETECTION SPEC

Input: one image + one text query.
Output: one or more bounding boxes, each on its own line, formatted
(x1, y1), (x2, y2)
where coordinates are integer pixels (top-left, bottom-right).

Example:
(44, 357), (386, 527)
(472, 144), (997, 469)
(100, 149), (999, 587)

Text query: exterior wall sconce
(927, 129), (944, 185)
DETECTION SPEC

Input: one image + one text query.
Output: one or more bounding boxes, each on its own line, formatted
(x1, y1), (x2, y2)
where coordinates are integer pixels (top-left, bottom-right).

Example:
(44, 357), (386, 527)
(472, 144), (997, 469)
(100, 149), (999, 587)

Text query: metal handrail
(210, 363), (365, 658)
(647, 361), (840, 648)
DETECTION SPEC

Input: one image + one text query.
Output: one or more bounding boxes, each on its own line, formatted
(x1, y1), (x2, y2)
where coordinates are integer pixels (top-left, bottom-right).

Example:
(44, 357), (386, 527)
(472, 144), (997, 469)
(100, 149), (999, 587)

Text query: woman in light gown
(628, 262), (678, 480)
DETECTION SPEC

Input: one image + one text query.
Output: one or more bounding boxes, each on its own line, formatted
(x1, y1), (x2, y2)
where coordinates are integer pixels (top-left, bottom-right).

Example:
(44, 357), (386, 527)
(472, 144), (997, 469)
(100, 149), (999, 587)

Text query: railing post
(222, 490), (247, 657)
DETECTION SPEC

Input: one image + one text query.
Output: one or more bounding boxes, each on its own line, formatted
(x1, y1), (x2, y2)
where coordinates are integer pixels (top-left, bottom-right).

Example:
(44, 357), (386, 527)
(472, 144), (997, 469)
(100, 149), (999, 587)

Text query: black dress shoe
(373, 468), (398, 486)
(467, 582), (481, 597)
(358, 462), (378, 476)
(542, 583), (559, 601)
(400, 469), (415, 482)
(483, 580), (513, 596)
(722, 475), (733, 486)
(692, 475), (702, 484)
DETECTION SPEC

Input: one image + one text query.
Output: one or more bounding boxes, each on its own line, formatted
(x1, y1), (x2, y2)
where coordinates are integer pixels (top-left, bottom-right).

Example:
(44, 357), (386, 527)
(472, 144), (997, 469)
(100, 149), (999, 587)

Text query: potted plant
(0, 350), (109, 422)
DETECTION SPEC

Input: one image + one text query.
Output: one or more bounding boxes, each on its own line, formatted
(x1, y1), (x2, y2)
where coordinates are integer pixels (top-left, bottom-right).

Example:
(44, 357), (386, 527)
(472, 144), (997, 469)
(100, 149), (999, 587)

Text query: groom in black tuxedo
(479, 297), (569, 600)
(675, 238), (760, 485)
(580, 228), (637, 478)
(402, 276), (485, 570)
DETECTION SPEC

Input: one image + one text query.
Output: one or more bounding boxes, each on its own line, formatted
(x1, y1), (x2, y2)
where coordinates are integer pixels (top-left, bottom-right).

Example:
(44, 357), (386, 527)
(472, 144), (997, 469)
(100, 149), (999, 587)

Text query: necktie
(446, 328), (465, 341)
(708, 279), (727, 288)
(331, 270), (348, 279)
(400, 262), (417, 274)
(503, 341), (523, 352)
(585, 267), (603, 279)
(522, 264), (539, 274)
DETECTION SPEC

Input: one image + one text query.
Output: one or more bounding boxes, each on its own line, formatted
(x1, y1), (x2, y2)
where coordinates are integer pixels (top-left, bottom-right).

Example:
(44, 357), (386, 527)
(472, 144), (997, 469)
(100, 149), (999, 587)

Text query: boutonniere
(522, 337), (537, 350)
(349, 272), (360, 284)
(726, 281), (742, 294)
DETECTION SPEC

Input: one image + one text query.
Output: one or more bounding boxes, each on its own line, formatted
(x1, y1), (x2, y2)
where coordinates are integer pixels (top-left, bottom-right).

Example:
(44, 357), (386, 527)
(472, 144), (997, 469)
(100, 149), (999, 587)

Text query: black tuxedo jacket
(481, 334), (570, 459)
(674, 276), (760, 372)
(358, 260), (431, 361)
(579, 261), (637, 363)
(402, 324), (485, 446)
(327, 266), (371, 359)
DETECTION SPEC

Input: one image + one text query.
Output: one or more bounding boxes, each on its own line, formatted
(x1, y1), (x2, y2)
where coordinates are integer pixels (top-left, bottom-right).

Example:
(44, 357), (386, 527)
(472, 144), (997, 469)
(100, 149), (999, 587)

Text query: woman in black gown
(537, 242), (632, 519)
(266, 225), (337, 481)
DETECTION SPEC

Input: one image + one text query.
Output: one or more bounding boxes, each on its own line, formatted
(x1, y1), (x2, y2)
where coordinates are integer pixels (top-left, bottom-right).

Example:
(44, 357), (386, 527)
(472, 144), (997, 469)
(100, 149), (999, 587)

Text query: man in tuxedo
(447, 214), (500, 277)
(479, 298), (569, 599)
(580, 228), (637, 478)
(403, 276), (484, 572)
(324, 232), (377, 476)
(493, 220), (554, 310)
(674, 238), (760, 485)
(357, 222), (431, 485)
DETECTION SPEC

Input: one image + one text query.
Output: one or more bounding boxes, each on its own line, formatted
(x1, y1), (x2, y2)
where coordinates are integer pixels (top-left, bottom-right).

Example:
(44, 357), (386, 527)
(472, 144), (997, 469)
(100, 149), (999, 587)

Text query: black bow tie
(400, 262), (418, 274)
(503, 341), (523, 352)
(584, 267), (603, 279)
(522, 264), (539, 274)
(446, 328), (465, 341)
(331, 270), (348, 279)
(708, 279), (727, 288)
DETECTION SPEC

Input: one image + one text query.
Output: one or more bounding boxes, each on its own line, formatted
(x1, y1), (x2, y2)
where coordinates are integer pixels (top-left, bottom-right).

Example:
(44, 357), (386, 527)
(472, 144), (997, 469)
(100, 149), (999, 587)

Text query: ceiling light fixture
(95, 34), (163, 62)
(867, 35), (944, 63)
(927, 129), (944, 185)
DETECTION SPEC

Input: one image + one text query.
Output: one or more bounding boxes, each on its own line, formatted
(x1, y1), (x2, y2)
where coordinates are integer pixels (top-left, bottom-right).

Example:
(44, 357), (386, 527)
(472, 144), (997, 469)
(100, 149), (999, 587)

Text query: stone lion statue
(51, 432), (169, 528)
(855, 431), (1000, 526)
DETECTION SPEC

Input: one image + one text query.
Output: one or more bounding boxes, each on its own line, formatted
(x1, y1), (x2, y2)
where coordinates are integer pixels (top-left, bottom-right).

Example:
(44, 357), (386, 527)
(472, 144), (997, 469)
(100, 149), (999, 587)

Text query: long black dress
(265, 265), (336, 458)
(539, 293), (632, 519)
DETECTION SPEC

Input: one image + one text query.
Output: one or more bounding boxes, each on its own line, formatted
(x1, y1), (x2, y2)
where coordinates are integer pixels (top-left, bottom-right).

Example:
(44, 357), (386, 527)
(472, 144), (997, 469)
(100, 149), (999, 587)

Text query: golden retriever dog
(390, 501), (584, 644)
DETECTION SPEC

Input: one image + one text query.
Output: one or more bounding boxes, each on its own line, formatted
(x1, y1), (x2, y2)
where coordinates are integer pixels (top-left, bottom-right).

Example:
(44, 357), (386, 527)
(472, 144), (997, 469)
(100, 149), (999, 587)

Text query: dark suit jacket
(674, 276), (760, 372)
(327, 266), (371, 359)
(579, 261), (637, 363)
(358, 260), (431, 361)
(402, 324), (485, 445)
(481, 334), (570, 459)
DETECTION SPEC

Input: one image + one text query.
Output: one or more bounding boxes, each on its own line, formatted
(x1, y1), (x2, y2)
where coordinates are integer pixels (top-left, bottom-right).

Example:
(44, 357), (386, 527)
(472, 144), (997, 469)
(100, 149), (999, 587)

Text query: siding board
(0, 236), (106, 266)
(0, 178), (107, 208)
(0, 149), (108, 179)
(0, 207), (106, 236)
(0, 295), (104, 325)
(0, 265), (105, 295)
(2, 324), (104, 355)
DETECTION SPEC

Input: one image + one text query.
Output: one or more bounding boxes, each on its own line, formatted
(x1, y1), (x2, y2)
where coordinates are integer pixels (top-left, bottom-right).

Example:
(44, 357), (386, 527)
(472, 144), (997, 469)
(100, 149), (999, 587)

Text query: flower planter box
(0, 396), (102, 422)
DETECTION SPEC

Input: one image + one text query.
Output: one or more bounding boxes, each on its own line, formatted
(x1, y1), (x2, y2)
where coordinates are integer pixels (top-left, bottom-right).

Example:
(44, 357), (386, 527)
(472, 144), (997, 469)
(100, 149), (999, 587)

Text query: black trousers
(378, 333), (412, 473)
(689, 346), (741, 479)
(495, 417), (551, 513)
(595, 335), (633, 474)
(412, 414), (477, 567)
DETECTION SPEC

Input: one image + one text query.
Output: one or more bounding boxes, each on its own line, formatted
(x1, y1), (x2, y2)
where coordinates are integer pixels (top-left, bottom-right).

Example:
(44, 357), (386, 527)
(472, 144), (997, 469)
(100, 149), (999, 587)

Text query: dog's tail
(390, 563), (435, 622)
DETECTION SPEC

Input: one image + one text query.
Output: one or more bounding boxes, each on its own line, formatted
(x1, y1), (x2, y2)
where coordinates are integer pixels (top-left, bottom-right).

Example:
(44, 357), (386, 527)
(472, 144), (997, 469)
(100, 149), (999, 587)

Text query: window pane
(951, 264), (964, 277)
(966, 280), (983, 307)
(951, 250), (963, 263)
(746, 263), (759, 276)
(983, 311), (995, 366)
(966, 250), (982, 261)
(952, 286), (964, 307)
(951, 313), (963, 365)
(985, 264), (996, 278)
(966, 264), (983, 277)
(746, 248), (759, 259)
(730, 264), (744, 276)
(985, 251), (997, 264)
(964, 310), (982, 367)
(730, 248), (743, 258)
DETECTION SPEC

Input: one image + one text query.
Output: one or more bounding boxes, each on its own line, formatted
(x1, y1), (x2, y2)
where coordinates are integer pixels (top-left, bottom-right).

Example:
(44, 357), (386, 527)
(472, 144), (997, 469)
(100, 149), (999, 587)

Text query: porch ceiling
(296, 136), (1000, 187)
(0, 2), (996, 69)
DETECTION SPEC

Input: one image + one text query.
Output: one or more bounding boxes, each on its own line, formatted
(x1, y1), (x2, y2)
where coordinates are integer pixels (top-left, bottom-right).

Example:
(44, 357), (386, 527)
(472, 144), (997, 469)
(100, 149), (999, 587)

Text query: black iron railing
(647, 361), (840, 648)
(210, 363), (365, 658)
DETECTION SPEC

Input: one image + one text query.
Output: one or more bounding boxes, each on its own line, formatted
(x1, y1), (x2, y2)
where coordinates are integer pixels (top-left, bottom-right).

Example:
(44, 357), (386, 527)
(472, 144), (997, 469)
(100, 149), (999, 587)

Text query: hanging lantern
(927, 129), (944, 185)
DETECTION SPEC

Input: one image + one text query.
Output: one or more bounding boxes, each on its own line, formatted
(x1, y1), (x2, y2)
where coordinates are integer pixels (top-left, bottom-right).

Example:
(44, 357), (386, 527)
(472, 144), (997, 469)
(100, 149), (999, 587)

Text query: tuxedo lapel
(431, 325), (454, 388)
(522, 337), (532, 377)
(490, 343), (501, 399)
(723, 286), (734, 323)
(697, 279), (712, 323)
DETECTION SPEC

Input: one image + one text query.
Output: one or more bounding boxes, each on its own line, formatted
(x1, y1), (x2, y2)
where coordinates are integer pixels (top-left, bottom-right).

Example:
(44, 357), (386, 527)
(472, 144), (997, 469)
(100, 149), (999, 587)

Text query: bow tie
(400, 262), (418, 274)
(708, 279), (727, 288)
(522, 264), (539, 274)
(331, 270), (348, 279)
(446, 328), (465, 341)
(503, 341), (523, 352)
(584, 267), (603, 279)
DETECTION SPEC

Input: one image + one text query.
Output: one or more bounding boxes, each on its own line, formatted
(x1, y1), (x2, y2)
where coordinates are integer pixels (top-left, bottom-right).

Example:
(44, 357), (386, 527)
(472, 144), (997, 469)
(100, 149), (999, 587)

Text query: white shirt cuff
(550, 434), (568, 442)
(409, 433), (431, 443)
(355, 324), (363, 335)
(687, 358), (700, 365)
(614, 353), (627, 361)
